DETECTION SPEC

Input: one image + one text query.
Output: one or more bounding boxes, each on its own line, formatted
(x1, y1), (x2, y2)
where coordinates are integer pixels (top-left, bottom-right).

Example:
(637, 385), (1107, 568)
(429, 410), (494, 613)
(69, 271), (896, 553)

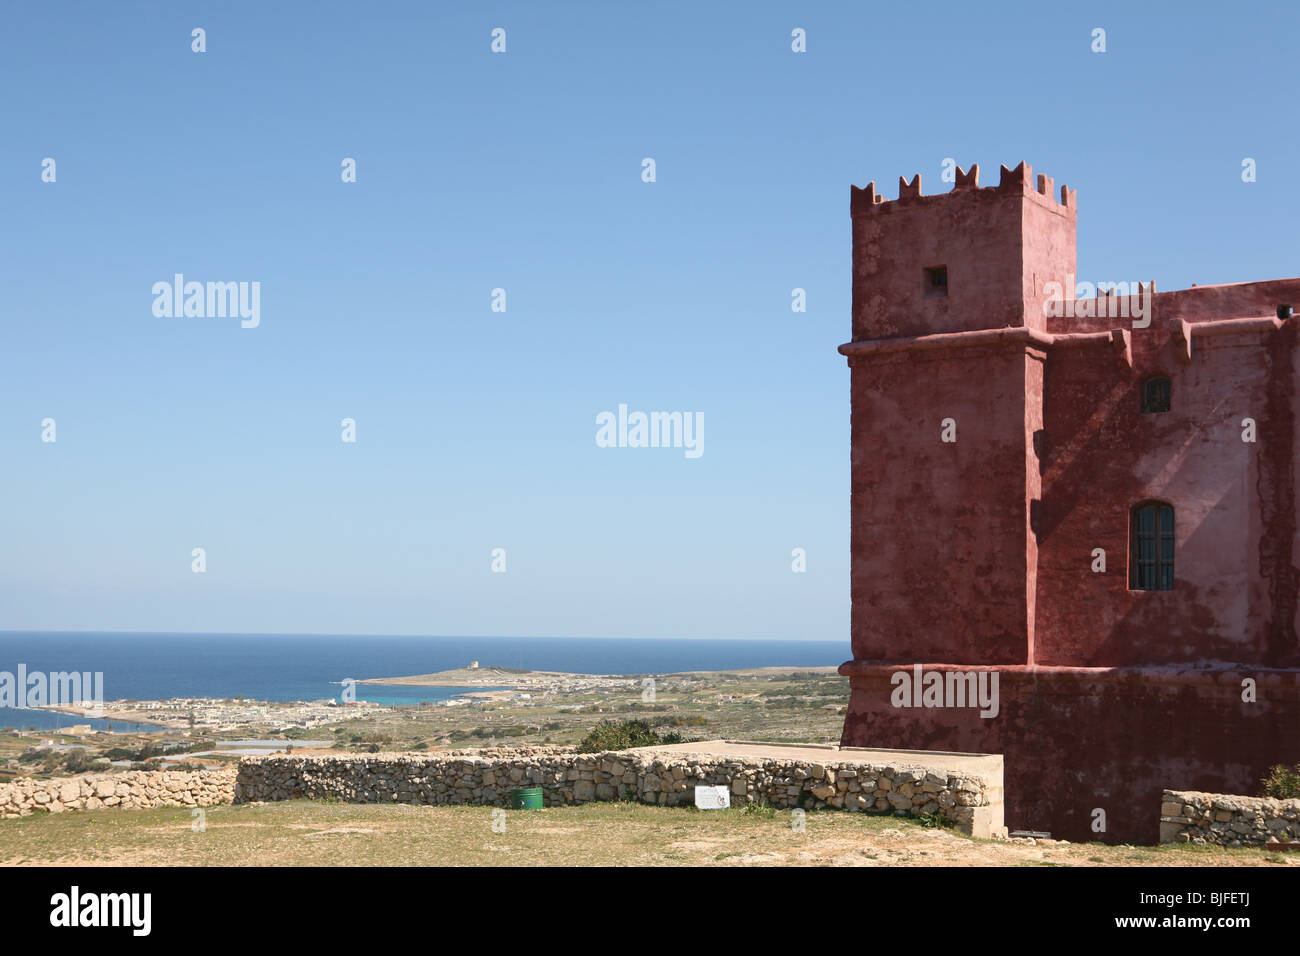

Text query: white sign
(695, 785), (730, 810)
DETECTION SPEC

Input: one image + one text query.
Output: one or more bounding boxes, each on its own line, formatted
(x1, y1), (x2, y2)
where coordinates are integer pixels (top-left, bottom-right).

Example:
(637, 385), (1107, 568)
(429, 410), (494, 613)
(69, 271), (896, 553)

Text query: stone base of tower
(839, 661), (1300, 844)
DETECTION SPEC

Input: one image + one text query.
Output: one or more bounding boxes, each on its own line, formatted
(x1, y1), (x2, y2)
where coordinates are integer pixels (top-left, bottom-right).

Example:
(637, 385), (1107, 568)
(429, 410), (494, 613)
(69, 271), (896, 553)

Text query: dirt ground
(0, 800), (1293, 867)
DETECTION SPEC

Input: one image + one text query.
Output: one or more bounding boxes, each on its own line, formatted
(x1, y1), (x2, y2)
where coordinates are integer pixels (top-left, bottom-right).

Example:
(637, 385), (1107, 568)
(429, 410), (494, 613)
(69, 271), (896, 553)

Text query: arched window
(1130, 501), (1174, 590)
(1141, 376), (1171, 413)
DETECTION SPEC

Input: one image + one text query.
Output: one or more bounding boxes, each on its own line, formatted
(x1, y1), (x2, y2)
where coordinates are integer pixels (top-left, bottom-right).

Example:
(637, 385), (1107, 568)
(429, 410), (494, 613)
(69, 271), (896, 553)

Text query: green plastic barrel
(509, 786), (544, 810)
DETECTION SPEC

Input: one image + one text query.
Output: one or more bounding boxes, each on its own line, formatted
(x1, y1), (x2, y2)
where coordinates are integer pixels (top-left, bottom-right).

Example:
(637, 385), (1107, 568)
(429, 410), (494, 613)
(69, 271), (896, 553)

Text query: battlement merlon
(851, 161), (1076, 217)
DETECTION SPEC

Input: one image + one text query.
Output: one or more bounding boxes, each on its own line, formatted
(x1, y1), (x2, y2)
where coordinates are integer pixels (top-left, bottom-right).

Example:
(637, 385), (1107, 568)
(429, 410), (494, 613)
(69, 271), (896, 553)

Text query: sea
(0, 631), (845, 733)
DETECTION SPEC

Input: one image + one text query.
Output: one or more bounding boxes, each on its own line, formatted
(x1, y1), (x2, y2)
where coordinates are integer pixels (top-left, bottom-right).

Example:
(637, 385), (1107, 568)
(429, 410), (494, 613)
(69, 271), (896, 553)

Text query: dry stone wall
(9, 753), (1290, 851)
(0, 766), (236, 818)
(1160, 789), (1300, 847)
(235, 746), (1002, 836)
(0, 745), (1004, 839)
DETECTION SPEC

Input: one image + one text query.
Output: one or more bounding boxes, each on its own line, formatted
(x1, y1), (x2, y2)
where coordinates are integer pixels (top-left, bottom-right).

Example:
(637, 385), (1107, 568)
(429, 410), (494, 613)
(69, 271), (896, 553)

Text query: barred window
(1130, 501), (1174, 590)
(1141, 377), (1171, 413)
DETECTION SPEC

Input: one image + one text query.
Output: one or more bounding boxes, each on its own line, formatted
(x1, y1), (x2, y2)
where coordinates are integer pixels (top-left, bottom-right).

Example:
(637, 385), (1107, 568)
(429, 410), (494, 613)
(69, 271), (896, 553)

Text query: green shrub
(62, 749), (94, 773)
(576, 719), (683, 753)
(659, 715), (711, 727)
(1261, 763), (1300, 799)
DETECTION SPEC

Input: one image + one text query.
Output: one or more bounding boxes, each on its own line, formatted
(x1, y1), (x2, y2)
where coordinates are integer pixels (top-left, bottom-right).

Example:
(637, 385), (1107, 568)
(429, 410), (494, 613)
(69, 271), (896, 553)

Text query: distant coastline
(0, 633), (844, 710)
(362, 663), (841, 688)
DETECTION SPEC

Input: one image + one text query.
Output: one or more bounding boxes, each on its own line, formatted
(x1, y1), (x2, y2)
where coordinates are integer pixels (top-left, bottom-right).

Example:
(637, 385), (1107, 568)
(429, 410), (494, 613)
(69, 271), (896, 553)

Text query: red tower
(839, 162), (1300, 843)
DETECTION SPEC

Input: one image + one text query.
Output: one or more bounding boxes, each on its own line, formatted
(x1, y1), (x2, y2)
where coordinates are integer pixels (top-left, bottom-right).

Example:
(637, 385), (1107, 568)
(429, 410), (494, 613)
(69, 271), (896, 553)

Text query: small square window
(924, 266), (948, 298)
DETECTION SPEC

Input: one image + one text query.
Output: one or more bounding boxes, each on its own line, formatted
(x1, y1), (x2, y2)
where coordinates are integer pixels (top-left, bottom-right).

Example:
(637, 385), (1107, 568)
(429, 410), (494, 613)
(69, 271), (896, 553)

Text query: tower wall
(840, 662), (1300, 843)
(1034, 322), (1300, 667)
(847, 340), (1039, 665)
(839, 161), (1300, 842)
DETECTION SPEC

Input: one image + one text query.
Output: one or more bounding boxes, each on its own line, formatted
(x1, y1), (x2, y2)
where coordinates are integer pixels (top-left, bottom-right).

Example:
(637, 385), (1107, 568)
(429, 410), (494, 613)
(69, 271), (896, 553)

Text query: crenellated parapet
(851, 160), (1076, 217)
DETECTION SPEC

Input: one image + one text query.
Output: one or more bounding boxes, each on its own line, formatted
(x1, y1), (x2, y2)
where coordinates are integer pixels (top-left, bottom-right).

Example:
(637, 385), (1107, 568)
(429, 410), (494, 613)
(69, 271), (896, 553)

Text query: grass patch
(0, 799), (1293, 868)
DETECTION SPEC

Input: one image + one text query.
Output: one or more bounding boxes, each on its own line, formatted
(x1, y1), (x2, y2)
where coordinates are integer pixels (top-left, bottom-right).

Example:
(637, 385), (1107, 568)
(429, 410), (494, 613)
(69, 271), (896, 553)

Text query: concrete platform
(629, 739), (1006, 838)
(638, 739), (1002, 777)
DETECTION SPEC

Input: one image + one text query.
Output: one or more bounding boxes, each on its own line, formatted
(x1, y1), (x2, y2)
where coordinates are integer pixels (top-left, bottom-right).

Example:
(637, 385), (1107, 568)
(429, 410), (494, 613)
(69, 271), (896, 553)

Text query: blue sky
(2, 1), (1296, 639)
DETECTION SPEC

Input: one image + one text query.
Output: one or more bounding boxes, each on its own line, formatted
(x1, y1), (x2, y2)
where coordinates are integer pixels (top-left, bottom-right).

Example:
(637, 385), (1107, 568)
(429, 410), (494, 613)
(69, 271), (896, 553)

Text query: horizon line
(0, 628), (841, 644)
